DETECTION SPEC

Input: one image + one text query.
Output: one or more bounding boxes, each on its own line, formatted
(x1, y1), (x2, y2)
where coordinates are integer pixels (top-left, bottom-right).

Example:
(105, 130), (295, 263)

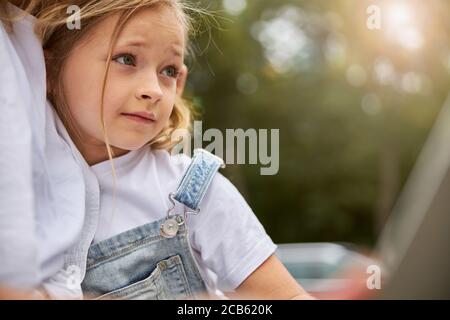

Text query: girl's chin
(110, 140), (150, 153)
(105, 131), (155, 152)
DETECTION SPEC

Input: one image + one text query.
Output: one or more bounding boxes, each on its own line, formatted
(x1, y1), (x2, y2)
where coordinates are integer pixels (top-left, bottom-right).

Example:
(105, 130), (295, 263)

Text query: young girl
(32, 0), (311, 300)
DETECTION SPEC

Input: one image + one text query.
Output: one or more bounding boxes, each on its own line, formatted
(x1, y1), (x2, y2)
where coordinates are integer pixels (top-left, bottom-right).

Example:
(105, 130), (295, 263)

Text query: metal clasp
(160, 193), (185, 239)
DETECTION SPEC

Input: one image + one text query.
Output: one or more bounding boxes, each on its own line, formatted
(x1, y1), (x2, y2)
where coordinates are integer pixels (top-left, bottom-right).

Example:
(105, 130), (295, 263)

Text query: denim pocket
(95, 255), (192, 300)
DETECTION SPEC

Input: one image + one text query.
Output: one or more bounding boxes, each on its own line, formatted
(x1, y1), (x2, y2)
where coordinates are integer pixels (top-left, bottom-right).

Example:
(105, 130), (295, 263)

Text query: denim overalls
(81, 149), (225, 300)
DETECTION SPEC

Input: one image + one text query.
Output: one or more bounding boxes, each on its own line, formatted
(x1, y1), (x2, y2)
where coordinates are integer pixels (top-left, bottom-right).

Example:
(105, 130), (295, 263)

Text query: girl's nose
(135, 75), (163, 103)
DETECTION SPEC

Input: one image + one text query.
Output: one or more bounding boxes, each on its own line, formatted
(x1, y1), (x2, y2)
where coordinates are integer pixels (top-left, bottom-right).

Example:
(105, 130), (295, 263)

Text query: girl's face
(60, 5), (186, 164)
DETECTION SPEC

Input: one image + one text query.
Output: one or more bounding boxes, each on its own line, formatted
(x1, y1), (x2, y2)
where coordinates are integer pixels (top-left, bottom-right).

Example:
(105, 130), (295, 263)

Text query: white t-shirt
(0, 3), (86, 292)
(90, 148), (277, 294)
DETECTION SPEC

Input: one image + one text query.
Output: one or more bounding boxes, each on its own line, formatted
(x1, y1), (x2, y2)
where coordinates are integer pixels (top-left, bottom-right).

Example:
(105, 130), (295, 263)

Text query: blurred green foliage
(184, 0), (450, 247)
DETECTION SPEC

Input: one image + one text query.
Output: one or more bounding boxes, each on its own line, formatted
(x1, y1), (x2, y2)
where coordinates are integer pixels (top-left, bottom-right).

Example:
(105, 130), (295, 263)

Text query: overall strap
(172, 148), (225, 212)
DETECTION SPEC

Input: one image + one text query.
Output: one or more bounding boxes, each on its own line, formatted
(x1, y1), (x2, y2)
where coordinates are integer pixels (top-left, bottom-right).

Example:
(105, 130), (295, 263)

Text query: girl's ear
(176, 64), (188, 97)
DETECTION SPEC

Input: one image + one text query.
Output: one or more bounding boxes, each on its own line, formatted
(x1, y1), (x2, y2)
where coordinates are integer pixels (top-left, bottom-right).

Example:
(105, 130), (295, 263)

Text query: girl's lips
(122, 111), (156, 120)
(122, 113), (155, 124)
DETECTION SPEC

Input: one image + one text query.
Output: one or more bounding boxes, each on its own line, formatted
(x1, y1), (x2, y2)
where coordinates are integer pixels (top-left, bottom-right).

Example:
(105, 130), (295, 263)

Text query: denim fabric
(174, 148), (225, 211)
(81, 149), (223, 300)
(81, 214), (207, 300)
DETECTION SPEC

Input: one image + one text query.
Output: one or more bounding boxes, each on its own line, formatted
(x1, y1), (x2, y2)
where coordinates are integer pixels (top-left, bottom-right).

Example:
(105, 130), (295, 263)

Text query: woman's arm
(225, 254), (315, 300)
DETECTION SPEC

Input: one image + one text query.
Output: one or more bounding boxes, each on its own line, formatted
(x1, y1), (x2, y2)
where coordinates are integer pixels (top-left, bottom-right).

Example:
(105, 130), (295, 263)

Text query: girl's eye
(162, 66), (180, 78)
(113, 54), (136, 66)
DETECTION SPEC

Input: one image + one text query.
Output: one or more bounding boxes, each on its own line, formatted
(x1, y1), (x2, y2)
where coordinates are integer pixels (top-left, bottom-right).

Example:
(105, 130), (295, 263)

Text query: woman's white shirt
(0, 4), (40, 288)
(0, 4), (87, 294)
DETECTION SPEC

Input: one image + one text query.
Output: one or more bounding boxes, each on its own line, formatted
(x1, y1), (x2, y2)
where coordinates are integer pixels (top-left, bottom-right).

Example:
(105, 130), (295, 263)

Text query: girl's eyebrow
(117, 39), (184, 58)
(167, 46), (184, 58)
(117, 38), (147, 48)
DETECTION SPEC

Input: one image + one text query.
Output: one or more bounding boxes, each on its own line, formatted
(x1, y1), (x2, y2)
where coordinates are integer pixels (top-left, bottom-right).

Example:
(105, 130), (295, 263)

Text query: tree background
(183, 0), (450, 249)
